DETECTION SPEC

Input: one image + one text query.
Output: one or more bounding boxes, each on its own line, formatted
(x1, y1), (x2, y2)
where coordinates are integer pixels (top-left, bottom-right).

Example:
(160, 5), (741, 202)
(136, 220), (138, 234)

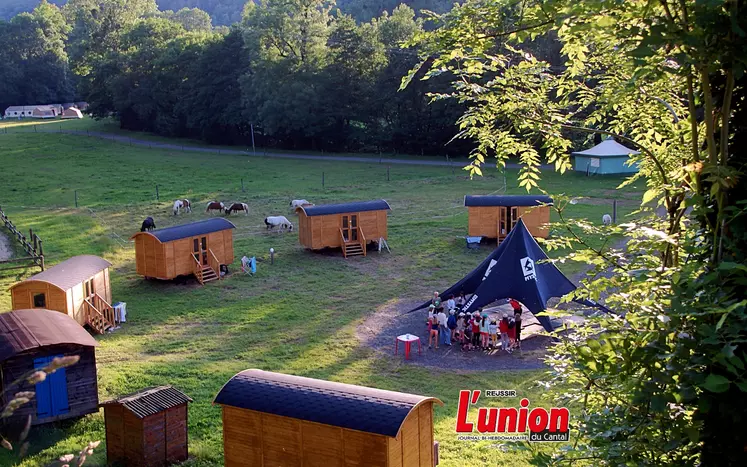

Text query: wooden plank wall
(142, 412), (167, 466)
(10, 282), (67, 314)
(222, 406), (390, 467)
(123, 409), (145, 465)
(1, 345), (98, 426)
(297, 212), (312, 248)
(135, 230), (234, 279)
(518, 206), (550, 238)
(387, 403), (434, 467)
(301, 211), (389, 250)
(104, 405), (125, 463)
(467, 206), (499, 238)
(165, 405), (189, 464)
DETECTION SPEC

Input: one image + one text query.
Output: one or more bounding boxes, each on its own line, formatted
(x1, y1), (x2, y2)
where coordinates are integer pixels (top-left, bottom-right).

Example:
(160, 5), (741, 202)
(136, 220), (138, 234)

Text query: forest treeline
(1, 0), (468, 154)
(1, 0), (456, 25)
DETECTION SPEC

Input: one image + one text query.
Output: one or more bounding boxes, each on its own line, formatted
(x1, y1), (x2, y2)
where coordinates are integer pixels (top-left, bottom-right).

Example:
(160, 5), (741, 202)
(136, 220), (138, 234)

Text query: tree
(408, 0), (747, 465)
(0, 1), (74, 110)
(241, 0), (335, 148)
(163, 7), (212, 31)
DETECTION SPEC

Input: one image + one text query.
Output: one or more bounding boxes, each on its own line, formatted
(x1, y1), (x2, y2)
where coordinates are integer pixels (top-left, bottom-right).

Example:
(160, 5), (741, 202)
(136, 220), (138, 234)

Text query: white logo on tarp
(482, 259), (498, 281)
(521, 257), (536, 281)
(464, 294), (479, 309)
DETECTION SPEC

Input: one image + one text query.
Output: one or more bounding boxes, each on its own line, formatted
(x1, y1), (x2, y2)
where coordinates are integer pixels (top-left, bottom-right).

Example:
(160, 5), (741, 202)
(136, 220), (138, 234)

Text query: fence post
(156, 185), (160, 201)
(74, 190), (78, 208)
(613, 200), (618, 224)
(38, 239), (44, 270)
(387, 166), (390, 182)
(322, 172), (325, 188)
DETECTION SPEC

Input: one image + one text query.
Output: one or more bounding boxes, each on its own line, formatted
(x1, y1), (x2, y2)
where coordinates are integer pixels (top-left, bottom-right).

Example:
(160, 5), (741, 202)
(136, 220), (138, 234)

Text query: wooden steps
(344, 243), (364, 257)
(201, 266), (219, 283)
(85, 295), (116, 335)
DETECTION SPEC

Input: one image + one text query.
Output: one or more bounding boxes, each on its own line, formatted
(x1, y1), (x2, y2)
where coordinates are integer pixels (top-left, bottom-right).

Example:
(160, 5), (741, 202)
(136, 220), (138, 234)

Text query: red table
(394, 334), (422, 360)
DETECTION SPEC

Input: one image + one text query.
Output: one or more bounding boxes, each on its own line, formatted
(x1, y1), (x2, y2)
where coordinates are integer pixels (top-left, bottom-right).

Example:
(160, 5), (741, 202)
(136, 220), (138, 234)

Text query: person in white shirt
(446, 294), (456, 311)
(436, 308), (450, 346)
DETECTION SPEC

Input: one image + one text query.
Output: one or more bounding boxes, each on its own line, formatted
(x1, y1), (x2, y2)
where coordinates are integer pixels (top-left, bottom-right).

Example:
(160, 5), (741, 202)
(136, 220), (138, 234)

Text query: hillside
(1, 0), (455, 25)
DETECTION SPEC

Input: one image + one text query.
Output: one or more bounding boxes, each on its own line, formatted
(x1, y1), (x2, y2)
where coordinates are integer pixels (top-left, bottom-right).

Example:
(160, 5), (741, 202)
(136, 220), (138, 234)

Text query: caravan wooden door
(498, 207), (508, 238)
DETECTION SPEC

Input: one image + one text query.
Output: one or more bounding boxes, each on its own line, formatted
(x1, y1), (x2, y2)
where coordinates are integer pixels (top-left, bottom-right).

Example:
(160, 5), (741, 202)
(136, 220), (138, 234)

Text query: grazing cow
(173, 199), (191, 215)
(140, 217), (156, 232)
(265, 216), (293, 231)
(224, 202), (249, 216)
(290, 199), (313, 210)
(206, 201), (225, 214)
(602, 214), (612, 225)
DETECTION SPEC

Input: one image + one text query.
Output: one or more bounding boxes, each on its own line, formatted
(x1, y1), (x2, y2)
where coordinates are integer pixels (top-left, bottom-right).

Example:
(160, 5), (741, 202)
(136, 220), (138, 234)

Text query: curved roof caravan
(464, 195), (553, 241)
(9, 255), (114, 333)
(0, 309), (99, 425)
(215, 369), (443, 467)
(131, 218), (236, 284)
(295, 200), (391, 258)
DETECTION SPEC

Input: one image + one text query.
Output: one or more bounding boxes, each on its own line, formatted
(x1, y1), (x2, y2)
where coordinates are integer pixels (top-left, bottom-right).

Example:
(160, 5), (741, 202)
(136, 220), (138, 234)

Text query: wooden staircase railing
(192, 250), (220, 285)
(84, 293), (116, 334)
(192, 254), (204, 284)
(208, 249), (221, 279)
(340, 228), (347, 258)
(340, 228), (365, 258)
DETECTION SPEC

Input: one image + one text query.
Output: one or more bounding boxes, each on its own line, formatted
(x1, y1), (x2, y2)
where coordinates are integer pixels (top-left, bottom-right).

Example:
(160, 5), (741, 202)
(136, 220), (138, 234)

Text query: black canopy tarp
(408, 219), (608, 332)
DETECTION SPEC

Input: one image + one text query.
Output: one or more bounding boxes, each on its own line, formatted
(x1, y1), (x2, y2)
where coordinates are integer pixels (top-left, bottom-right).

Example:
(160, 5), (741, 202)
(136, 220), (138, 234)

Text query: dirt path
(357, 300), (557, 371)
(0, 231), (12, 261)
(32, 129), (550, 170)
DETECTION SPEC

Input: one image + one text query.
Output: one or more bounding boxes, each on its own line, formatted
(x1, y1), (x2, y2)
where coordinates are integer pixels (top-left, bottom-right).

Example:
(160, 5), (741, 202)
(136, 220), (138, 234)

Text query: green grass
(0, 130), (642, 466)
(0, 117), (474, 162)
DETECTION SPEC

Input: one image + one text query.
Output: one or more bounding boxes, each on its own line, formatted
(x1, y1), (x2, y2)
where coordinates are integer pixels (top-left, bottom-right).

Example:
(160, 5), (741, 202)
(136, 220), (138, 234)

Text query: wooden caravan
(131, 218), (236, 284)
(0, 309), (99, 425)
(214, 369), (443, 467)
(296, 200), (391, 258)
(101, 386), (192, 467)
(465, 195), (552, 241)
(9, 255), (115, 334)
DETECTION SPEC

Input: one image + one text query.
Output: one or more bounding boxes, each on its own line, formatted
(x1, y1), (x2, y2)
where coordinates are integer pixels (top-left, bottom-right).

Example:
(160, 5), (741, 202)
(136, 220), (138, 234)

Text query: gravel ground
(357, 300), (554, 371)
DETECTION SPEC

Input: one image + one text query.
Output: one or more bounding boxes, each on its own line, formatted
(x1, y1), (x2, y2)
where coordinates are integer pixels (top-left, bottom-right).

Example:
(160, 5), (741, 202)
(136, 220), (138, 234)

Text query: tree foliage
(409, 0), (747, 465)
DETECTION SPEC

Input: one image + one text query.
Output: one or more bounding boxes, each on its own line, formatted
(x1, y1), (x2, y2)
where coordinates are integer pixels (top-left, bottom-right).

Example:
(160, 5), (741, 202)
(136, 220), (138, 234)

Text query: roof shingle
(464, 195), (553, 207)
(213, 369), (441, 438)
(296, 200), (391, 217)
(0, 309), (98, 362)
(101, 386), (192, 419)
(10, 255), (111, 292)
(134, 218), (236, 243)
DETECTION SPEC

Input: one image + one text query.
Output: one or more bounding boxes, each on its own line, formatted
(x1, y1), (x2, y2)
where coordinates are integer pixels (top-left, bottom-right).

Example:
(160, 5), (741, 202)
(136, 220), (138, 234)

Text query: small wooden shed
(0, 309), (99, 425)
(131, 218), (236, 284)
(9, 255), (115, 334)
(101, 386), (192, 467)
(296, 200), (391, 257)
(572, 137), (640, 175)
(465, 195), (552, 240)
(214, 369), (443, 467)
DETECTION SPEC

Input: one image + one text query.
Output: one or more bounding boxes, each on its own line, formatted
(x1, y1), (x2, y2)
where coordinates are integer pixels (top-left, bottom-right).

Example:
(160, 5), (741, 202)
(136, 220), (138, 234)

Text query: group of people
(426, 292), (524, 354)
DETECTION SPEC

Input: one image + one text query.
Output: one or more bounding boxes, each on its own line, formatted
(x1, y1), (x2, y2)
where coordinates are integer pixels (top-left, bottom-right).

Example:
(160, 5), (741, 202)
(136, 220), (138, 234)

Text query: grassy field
(0, 128), (642, 466)
(0, 117), (475, 163)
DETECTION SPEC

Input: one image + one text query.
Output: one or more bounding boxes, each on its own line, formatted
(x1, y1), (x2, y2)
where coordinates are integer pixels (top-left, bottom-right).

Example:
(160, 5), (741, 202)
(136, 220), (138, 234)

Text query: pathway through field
(47, 129), (549, 169)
